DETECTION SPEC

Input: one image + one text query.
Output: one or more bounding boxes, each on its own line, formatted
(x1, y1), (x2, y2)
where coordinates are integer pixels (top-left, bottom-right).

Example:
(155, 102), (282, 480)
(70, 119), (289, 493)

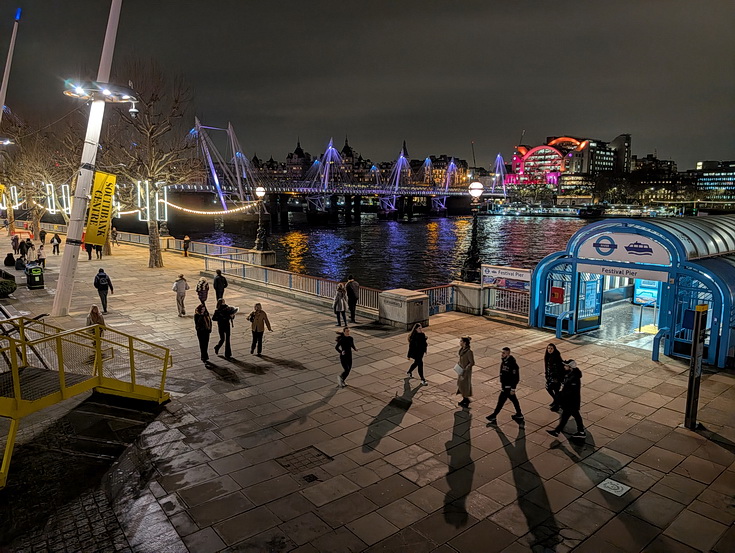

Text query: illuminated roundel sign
(591, 236), (618, 256)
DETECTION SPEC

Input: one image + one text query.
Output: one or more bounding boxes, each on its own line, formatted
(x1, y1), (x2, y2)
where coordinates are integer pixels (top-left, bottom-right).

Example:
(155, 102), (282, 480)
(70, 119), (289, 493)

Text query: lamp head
(255, 186), (266, 199)
(469, 181), (483, 199)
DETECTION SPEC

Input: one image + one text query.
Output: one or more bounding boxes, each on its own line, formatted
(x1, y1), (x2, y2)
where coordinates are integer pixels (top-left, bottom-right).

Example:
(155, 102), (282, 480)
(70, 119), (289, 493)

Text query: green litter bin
(25, 264), (44, 290)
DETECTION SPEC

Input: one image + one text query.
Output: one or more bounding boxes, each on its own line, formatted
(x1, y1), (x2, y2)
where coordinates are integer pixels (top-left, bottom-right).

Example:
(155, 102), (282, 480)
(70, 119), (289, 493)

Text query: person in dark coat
(85, 242), (93, 260)
(544, 343), (565, 411)
(11, 234), (19, 254)
(39, 229), (47, 244)
(406, 323), (428, 385)
(336, 327), (357, 387)
(547, 360), (586, 439)
(183, 235), (191, 257)
(213, 269), (228, 301)
(50, 233), (61, 255)
(486, 347), (524, 423)
(194, 303), (212, 363)
(4, 253), (14, 267)
(93, 268), (114, 313)
(456, 336), (474, 407)
(346, 275), (359, 323)
(212, 298), (234, 359)
(18, 238), (27, 257)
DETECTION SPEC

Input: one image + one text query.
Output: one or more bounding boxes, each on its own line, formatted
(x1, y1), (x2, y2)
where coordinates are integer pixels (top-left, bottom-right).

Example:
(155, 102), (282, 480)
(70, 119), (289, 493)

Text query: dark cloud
(2, 0), (733, 168)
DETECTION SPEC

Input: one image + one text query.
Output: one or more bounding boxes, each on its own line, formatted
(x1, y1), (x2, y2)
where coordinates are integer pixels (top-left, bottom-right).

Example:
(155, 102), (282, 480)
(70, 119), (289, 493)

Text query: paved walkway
(1, 243), (733, 552)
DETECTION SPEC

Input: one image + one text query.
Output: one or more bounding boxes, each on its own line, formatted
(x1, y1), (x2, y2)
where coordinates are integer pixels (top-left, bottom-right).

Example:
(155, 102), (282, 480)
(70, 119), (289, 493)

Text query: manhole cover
(597, 478), (631, 497)
(276, 446), (332, 474)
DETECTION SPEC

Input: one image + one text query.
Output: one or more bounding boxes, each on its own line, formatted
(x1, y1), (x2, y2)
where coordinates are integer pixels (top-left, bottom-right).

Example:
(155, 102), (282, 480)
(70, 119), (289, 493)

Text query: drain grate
(276, 446), (332, 474)
(303, 474), (319, 483)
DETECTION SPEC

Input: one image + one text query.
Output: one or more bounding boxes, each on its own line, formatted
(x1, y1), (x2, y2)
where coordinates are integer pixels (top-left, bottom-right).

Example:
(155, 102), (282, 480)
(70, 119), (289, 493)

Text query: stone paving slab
(0, 242), (734, 552)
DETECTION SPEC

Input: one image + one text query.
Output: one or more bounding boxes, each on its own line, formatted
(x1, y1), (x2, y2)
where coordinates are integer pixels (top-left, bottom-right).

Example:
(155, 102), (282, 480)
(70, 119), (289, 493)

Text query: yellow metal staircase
(0, 317), (171, 489)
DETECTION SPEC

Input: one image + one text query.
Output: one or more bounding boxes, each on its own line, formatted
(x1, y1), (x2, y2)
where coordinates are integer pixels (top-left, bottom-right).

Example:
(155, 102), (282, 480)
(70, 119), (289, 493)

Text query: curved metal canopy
(645, 214), (735, 260)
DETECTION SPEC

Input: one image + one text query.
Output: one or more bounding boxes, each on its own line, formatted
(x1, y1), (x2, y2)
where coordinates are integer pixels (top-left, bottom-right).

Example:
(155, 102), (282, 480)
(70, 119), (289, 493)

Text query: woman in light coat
(456, 336), (474, 408)
(333, 283), (348, 327)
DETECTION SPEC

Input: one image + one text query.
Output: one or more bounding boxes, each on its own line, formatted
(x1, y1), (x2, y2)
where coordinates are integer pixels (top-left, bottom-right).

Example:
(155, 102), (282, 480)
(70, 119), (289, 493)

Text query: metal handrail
(652, 327), (670, 362)
(556, 310), (574, 339)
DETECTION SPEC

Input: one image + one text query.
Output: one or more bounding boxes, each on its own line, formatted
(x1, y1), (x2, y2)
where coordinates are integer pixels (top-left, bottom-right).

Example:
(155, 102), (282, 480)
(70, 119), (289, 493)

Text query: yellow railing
(0, 317), (171, 489)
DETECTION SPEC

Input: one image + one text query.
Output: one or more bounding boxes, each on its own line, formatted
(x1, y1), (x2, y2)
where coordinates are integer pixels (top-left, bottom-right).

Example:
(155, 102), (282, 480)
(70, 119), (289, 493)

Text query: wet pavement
(0, 243), (733, 552)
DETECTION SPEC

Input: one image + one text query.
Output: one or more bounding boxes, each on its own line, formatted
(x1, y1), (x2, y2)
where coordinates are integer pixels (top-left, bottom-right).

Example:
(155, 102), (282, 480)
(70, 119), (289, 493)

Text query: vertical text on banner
(85, 172), (116, 246)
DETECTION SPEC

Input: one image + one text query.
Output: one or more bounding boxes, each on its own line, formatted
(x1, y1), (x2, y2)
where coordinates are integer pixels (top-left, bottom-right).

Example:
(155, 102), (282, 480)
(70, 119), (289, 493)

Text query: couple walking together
(195, 301), (272, 362)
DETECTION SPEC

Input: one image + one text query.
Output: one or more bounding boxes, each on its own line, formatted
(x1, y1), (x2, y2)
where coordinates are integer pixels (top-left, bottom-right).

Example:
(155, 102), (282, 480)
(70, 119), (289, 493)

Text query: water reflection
(195, 215), (587, 290)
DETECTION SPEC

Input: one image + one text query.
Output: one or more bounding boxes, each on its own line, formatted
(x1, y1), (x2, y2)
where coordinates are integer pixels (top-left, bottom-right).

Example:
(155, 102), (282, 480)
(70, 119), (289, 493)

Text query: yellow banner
(84, 172), (116, 246)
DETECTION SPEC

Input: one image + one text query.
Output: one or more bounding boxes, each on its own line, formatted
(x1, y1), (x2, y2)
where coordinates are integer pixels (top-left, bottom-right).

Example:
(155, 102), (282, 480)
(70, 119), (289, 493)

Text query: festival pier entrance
(530, 215), (735, 369)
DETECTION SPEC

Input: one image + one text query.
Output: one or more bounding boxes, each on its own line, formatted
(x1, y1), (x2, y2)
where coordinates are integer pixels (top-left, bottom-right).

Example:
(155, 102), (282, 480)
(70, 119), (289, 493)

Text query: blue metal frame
(531, 218), (734, 369)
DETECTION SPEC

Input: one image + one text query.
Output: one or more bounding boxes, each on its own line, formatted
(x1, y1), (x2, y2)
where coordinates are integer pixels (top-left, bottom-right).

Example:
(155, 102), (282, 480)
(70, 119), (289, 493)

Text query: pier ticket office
(530, 216), (735, 369)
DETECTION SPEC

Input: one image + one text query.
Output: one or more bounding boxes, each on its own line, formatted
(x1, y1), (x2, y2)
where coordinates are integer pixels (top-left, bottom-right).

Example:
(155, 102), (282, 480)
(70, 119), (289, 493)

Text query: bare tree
(0, 112), (81, 239)
(99, 58), (203, 268)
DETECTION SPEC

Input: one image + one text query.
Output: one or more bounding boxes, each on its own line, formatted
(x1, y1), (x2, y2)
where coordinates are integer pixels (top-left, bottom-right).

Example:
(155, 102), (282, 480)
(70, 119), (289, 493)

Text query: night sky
(2, 0), (734, 170)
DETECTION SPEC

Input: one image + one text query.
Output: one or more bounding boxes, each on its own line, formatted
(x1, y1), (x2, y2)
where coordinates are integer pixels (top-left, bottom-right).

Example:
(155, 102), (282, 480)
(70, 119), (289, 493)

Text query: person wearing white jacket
(172, 274), (190, 317)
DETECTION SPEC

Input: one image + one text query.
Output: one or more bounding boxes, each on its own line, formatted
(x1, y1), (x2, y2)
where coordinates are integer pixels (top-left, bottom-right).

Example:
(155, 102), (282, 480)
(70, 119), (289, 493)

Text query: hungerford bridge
(173, 120), (507, 217)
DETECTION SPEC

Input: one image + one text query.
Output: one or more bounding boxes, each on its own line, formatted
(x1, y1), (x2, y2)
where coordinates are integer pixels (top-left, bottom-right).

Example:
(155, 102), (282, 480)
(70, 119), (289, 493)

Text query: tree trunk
(31, 207), (43, 240)
(6, 197), (14, 237)
(103, 220), (112, 256)
(148, 219), (164, 268)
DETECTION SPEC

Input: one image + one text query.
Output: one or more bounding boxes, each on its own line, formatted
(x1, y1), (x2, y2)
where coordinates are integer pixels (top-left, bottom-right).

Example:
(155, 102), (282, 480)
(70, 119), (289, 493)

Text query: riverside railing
(484, 287), (531, 318)
(416, 285), (455, 315)
(203, 255), (381, 312)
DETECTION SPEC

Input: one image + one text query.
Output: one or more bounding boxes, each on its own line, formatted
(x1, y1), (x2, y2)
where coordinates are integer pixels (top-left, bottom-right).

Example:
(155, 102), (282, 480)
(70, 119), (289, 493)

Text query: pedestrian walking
(36, 245), (46, 268)
(182, 235), (191, 257)
(18, 238), (27, 258)
(346, 275), (359, 323)
(544, 343), (565, 412)
(111, 227), (119, 246)
(172, 274), (190, 317)
(213, 269), (228, 301)
(212, 299), (235, 358)
(50, 233), (61, 255)
(333, 283), (348, 326)
(39, 229), (47, 244)
(93, 268), (114, 314)
(486, 347), (524, 423)
(86, 304), (105, 328)
(85, 242), (93, 260)
(455, 336), (474, 408)
(24, 239), (35, 262)
(196, 277), (209, 305)
(247, 302), (272, 355)
(546, 360), (586, 440)
(11, 234), (19, 255)
(406, 323), (428, 385)
(95, 244), (103, 259)
(194, 303), (212, 363)
(336, 327), (357, 387)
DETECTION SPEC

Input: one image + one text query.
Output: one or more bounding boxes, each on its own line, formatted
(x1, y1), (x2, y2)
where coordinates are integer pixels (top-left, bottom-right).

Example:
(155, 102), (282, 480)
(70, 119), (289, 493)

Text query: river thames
(196, 215), (589, 290)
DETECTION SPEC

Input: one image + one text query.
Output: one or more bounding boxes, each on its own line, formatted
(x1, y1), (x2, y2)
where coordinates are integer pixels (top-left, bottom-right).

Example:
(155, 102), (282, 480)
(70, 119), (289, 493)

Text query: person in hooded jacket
(194, 303), (212, 363)
(544, 343), (565, 411)
(546, 360), (586, 440)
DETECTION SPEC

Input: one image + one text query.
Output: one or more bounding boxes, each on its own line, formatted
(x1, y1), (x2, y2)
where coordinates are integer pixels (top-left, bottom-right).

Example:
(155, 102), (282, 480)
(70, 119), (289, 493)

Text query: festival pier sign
(84, 171), (116, 246)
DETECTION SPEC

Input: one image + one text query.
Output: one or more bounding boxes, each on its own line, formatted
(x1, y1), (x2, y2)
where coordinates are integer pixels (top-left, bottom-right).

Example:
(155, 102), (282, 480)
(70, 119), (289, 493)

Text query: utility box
(379, 288), (429, 330)
(25, 264), (44, 290)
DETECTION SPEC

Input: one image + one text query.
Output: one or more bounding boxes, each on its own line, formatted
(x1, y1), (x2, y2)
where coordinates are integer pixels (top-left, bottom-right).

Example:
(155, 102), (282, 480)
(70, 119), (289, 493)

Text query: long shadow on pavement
(443, 409), (475, 528)
(258, 354), (308, 371)
(205, 361), (242, 382)
(494, 424), (562, 552)
(215, 356), (267, 376)
(362, 378), (422, 452)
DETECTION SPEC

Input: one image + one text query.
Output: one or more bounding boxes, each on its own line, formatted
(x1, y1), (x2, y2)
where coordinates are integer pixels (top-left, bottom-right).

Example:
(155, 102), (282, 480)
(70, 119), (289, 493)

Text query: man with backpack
(93, 268), (114, 314)
(546, 360), (586, 440)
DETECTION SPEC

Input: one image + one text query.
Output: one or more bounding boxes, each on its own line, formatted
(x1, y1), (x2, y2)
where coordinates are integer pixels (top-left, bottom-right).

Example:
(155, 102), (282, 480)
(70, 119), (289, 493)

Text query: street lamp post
(461, 181), (484, 283)
(253, 186), (269, 251)
(51, 0), (124, 317)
